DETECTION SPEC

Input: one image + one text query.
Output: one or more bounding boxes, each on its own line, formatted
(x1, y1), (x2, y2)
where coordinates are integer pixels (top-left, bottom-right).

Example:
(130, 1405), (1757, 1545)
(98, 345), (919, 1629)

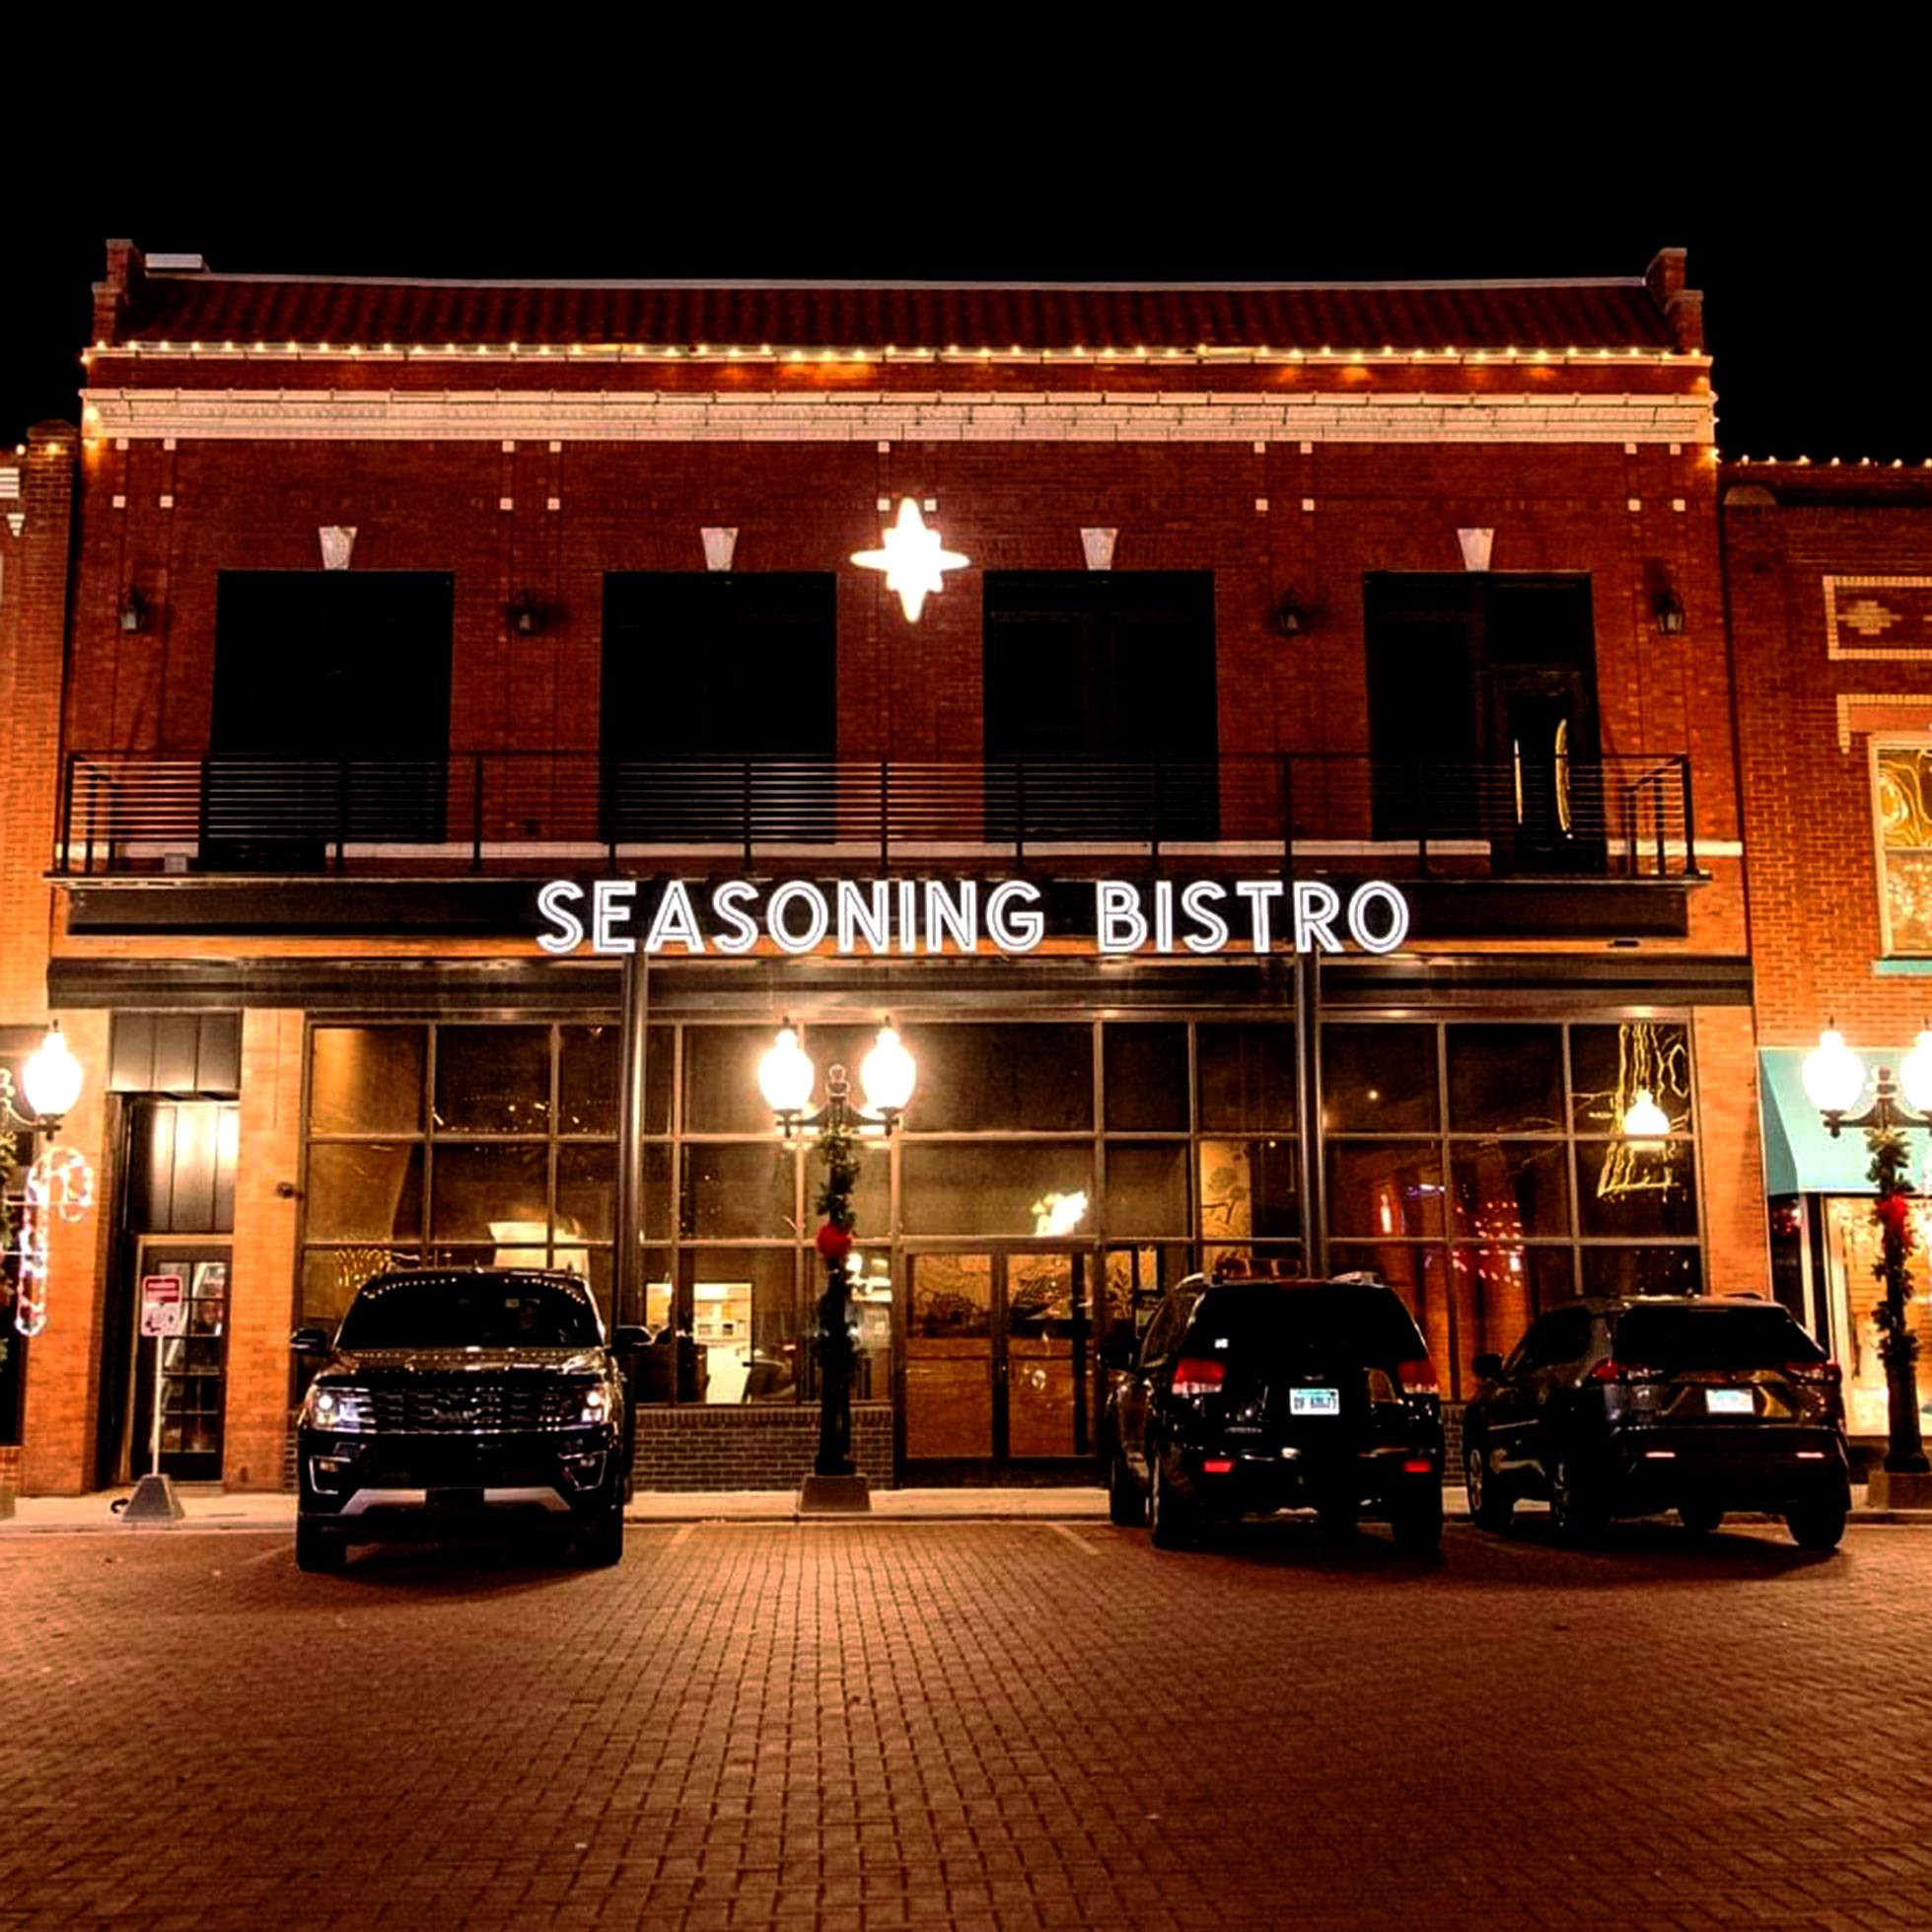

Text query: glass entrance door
(128, 1243), (232, 1481)
(902, 1248), (1094, 1479)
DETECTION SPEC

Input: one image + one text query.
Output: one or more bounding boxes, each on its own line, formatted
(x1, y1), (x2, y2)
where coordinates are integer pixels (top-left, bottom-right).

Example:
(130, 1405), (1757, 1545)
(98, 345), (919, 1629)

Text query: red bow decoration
(1876, 1191), (1916, 1246)
(815, 1222), (854, 1262)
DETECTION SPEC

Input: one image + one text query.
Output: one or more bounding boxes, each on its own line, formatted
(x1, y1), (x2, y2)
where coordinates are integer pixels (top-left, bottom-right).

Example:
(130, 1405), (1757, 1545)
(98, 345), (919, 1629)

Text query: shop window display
(1823, 1196), (1932, 1437)
(1874, 742), (1932, 957)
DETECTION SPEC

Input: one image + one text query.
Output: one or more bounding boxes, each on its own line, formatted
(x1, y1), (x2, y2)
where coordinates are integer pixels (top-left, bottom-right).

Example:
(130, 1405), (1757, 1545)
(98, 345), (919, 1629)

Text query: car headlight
(578, 1383), (609, 1426)
(306, 1385), (373, 1433)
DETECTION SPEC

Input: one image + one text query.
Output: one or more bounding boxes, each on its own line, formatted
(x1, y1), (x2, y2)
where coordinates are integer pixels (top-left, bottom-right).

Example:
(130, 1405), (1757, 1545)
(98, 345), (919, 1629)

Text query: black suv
(1461, 1295), (1851, 1549)
(292, 1268), (646, 1573)
(1103, 1273), (1446, 1552)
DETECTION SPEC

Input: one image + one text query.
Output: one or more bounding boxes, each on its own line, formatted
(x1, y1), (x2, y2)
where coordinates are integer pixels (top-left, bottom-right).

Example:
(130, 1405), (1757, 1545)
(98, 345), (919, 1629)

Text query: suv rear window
(1612, 1303), (1823, 1372)
(336, 1273), (604, 1350)
(1182, 1284), (1426, 1365)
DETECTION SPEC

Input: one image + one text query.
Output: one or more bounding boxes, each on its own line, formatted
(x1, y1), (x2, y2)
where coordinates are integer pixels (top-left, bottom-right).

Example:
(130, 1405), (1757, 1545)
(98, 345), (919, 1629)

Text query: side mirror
(291, 1326), (330, 1356)
(1472, 1351), (1505, 1383)
(1100, 1327), (1138, 1373)
(609, 1324), (651, 1355)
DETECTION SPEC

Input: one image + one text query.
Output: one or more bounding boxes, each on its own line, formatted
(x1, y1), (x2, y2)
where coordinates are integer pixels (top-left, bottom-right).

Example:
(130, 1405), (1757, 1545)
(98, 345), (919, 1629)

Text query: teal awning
(1757, 1047), (1903, 1196)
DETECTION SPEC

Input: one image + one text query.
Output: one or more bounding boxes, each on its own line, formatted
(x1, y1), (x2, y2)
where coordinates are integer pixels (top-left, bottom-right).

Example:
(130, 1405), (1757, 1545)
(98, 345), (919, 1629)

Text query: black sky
(7, 86), (1924, 462)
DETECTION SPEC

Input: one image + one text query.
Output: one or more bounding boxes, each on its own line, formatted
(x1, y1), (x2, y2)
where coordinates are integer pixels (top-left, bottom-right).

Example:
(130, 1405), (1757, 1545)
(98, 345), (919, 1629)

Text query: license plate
(1705, 1388), (1753, 1416)
(1290, 1387), (1341, 1417)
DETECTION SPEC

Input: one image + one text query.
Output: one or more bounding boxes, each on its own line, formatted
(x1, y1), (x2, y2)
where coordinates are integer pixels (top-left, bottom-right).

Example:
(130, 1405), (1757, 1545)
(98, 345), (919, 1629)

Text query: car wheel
(1547, 1456), (1606, 1545)
(1466, 1443), (1514, 1534)
(1148, 1457), (1195, 1550)
(576, 1505), (624, 1569)
(1786, 1499), (1847, 1552)
(294, 1516), (346, 1574)
(1109, 1449), (1147, 1528)
(1679, 1501), (1724, 1537)
(1391, 1485), (1444, 1554)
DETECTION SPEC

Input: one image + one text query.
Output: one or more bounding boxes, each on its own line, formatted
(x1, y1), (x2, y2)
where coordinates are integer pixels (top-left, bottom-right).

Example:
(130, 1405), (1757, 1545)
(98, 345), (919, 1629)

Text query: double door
(902, 1249), (1094, 1480)
(125, 1241), (232, 1482)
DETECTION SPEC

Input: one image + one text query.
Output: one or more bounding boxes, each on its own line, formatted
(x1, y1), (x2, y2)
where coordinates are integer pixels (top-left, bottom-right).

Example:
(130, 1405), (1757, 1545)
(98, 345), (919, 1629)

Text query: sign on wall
(536, 876), (1410, 959)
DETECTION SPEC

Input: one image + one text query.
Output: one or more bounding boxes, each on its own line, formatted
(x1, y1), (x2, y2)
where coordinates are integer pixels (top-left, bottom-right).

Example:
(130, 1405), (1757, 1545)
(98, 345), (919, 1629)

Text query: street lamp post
(759, 1019), (915, 1506)
(1803, 1026), (1932, 1480)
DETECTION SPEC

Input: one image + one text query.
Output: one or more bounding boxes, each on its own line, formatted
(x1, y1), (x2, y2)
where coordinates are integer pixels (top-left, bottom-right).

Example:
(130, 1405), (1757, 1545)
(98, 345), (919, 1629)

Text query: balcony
(57, 751), (1699, 883)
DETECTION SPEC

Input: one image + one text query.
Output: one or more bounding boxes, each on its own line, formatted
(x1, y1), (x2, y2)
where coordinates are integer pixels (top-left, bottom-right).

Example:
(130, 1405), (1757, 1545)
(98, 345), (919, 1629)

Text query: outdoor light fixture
(1802, 1022), (1932, 1483)
(506, 590), (546, 636)
(852, 498), (967, 621)
(758, 1018), (917, 1498)
(117, 588), (147, 633)
(1653, 587), (1686, 635)
(1273, 589), (1316, 637)
(20, 1023), (85, 1124)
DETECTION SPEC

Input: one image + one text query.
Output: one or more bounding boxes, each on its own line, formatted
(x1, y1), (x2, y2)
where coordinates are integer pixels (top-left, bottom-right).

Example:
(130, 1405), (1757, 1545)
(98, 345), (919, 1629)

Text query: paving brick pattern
(3, 1520), (1930, 1929)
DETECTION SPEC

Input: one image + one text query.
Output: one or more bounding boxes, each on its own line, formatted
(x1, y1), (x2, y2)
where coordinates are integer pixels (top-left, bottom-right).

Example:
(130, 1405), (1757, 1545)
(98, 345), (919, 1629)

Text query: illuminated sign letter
(1292, 881), (1343, 955)
(836, 881), (893, 954)
(1096, 881), (1149, 953)
(537, 880), (585, 955)
(1347, 880), (1410, 955)
(710, 881), (760, 955)
(767, 881), (830, 954)
(644, 880), (705, 954)
(1180, 881), (1229, 955)
(592, 880), (636, 955)
(985, 880), (1045, 952)
(923, 880), (978, 953)
(1233, 880), (1284, 952)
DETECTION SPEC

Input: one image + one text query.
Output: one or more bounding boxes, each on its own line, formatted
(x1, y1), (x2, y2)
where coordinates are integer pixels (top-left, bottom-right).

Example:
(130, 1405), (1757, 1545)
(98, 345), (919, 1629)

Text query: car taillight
(1170, 1357), (1225, 1398)
(1588, 1359), (1662, 1384)
(1401, 1457), (1435, 1474)
(1202, 1458), (1235, 1474)
(1784, 1360), (1842, 1385)
(1396, 1356), (1439, 1396)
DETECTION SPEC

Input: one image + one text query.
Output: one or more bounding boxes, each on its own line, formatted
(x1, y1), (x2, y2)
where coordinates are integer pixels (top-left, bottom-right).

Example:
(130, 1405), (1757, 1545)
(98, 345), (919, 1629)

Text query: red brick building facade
(5, 242), (1769, 1494)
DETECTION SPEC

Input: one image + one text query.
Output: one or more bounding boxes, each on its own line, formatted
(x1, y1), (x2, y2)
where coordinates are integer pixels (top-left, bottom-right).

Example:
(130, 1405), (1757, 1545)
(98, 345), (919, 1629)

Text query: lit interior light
(1620, 1089), (1672, 1141)
(1032, 1190), (1089, 1238)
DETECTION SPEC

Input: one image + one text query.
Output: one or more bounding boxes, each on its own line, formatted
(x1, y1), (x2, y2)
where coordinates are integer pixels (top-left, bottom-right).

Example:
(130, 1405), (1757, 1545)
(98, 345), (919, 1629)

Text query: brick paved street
(4, 1518), (1931, 1930)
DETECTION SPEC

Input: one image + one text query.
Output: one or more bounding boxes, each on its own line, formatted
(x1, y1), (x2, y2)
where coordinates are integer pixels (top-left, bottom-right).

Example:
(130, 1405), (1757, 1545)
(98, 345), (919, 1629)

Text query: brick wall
(1724, 472), (1932, 1044)
(631, 1403), (894, 1492)
(1693, 1004), (1770, 1290)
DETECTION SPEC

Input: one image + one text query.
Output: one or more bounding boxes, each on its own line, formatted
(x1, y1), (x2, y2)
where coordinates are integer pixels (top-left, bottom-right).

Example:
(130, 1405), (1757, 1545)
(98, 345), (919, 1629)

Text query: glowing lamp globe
(1801, 1029), (1866, 1117)
(21, 1023), (84, 1121)
(1900, 1032), (1932, 1113)
(757, 1024), (816, 1117)
(860, 1024), (916, 1117)
(1620, 1089), (1672, 1140)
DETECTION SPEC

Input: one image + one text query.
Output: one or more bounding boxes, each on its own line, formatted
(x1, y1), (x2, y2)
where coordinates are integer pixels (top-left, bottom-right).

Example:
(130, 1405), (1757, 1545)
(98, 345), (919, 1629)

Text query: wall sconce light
(1272, 588), (1318, 637)
(506, 591), (548, 636)
(1653, 586), (1686, 635)
(118, 588), (147, 633)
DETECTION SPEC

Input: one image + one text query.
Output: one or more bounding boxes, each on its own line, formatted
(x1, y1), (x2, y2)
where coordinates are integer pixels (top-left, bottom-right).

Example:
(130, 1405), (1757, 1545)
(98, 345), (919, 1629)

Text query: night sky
(6, 117), (1921, 463)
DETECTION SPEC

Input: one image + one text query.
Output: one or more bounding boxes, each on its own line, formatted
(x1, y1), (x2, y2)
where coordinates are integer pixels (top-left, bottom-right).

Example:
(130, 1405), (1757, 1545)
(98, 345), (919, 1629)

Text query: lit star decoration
(851, 499), (967, 621)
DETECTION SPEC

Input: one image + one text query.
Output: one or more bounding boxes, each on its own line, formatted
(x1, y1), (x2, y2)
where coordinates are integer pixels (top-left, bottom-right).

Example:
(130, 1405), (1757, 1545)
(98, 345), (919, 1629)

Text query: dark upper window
(982, 572), (1217, 839)
(601, 574), (835, 842)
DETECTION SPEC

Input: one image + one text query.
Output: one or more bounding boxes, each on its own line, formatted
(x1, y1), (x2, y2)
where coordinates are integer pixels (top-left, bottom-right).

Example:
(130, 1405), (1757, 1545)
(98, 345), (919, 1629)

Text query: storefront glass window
(1197, 1024), (1297, 1132)
(305, 1143), (423, 1243)
(1574, 1139), (1699, 1239)
(1106, 1143), (1191, 1236)
(1579, 1245), (1701, 1298)
(1325, 1141), (1445, 1239)
(1447, 1026), (1564, 1134)
(430, 1142), (550, 1246)
(433, 1026), (551, 1133)
(1875, 743), (1932, 956)
(1822, 1195), (1932, 1437)
(683, 1027), (779, 1134)
(1569, 1021), (1691, 1135)
(1104, 1026), (1189, 1131)
(557, 1024), (672, 1136)
(680, 1142), (798, 1241)
(903, 1024), (1094, 1132)
(1451, 1139), (1571, 1240)
(1450, 1246), (1574, 1390)
(1322, 1025), (1439, 1132)
(901, 1143), (1096, 1238)
(1197, 1138), (1299, 1242)
(683, 1248), (800, 1405)
(309, 1027), (424, 1135)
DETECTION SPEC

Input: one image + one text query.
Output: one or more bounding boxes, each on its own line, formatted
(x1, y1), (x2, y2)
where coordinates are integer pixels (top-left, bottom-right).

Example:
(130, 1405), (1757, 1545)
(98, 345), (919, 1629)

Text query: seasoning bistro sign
(536, 877), (1411, 959)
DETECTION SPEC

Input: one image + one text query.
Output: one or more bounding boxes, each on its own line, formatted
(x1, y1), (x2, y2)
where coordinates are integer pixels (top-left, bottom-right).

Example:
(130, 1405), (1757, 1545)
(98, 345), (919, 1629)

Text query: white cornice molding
(83, 387), (1715, 447)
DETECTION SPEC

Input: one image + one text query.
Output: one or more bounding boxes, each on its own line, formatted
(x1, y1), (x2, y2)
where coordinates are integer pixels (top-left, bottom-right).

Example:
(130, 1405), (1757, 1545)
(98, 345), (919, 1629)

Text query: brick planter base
(631, 1404), (894, 1492)
(0, 1444), (19, 1519)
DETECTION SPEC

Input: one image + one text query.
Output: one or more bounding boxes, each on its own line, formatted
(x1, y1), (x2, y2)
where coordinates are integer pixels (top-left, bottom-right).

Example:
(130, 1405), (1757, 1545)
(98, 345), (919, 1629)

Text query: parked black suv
(1461, 1295), (1851, 1549)
(1103, 1273), (1446, 1552)
(292, 1268), (646, 1573)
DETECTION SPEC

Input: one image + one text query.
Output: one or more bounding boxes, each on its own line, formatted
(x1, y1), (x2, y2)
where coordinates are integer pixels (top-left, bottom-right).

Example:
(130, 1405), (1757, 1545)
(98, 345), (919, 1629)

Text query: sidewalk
(5, 1483), (1930, 1535)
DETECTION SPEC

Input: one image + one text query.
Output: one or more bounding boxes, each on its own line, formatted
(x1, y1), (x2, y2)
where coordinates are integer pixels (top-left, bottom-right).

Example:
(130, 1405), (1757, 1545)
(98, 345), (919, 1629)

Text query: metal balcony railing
(54, 751), (1699, 881)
